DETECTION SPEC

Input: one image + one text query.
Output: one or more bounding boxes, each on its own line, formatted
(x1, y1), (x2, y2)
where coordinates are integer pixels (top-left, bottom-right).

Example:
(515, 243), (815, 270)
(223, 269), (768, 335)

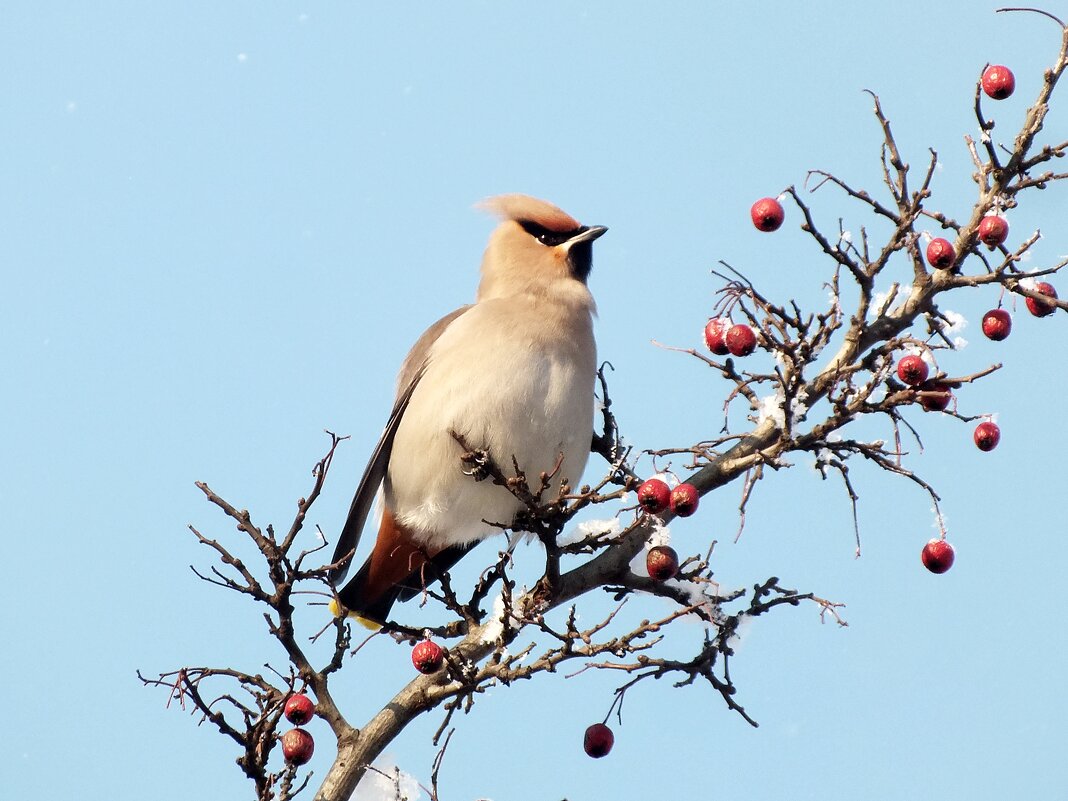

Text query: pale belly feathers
(385, 297), (595, 551)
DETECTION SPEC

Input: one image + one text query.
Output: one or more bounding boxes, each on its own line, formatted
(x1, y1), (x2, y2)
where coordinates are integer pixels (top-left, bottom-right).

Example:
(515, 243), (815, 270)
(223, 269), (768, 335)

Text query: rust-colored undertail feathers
(336, 508), (434, 628)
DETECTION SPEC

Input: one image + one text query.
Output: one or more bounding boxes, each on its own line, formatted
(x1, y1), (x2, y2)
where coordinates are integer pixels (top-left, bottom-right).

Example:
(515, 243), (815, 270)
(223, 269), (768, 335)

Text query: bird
(329, 194), (607, 628)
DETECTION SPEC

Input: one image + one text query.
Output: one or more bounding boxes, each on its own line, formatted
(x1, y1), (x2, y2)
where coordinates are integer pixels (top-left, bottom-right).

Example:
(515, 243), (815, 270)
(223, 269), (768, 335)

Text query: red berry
(981, 308), (1011, 341)
(982, 65), (1015, 100)
(669, 483), (699, 517)
(412, 640), (444, 674)
(703, 318), (731, 356)
(583, 723), (614, 758)
(896, 354), (929, 387)
(637, 478), (671, 514)
(926, 238), (956, 269)
(725, 323), (757, 356)
(974, 421), (1000, 452)
(750, 197), (785, 232)
(646, 545), (680, 581)
(1025, 282), (1058, 318)
(921, 539), (955, 574)
(919, 381), (952, 412)
(284, 693), (314, 725)
(977, 215), (1009, 248)
(281, 728), (315, 765)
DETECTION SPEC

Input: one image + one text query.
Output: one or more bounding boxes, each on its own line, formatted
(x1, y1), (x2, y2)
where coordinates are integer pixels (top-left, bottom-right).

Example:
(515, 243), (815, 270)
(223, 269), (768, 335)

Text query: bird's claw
(460, 449), (491, 481)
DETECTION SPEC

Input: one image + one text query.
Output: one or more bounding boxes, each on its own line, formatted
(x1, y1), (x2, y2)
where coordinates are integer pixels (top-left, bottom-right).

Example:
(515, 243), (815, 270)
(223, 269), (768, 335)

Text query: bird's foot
(459, 448), (492, 481)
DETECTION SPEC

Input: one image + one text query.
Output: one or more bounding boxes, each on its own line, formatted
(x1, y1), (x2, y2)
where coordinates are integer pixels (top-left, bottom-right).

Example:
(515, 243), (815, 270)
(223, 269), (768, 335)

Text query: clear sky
(4, 3), (1067, 799)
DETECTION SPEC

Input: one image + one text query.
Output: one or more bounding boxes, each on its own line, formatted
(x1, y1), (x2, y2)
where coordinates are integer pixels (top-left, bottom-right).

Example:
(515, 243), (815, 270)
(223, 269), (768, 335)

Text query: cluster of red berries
(894, 63), (1061, 575)
(865, 63), (1049, 394)
(636, 477), (698, 518)
(635, 477), (693, 580)
(737, 68), (1046, 579)
(704, 317), (757, 357)
(923, 61), (1040, 288)
(280, 693), (316, 765)
(578, 481), (701, 757)
(412, 638), (625, 761)
(895, 346), (1001, 575)
(894, 354), (953, 413)
(924, 64), (1058, 321)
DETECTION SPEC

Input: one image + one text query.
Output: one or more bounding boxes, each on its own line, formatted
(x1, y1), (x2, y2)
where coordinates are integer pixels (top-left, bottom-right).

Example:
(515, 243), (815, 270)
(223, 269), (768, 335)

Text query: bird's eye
(519, 220), (585, 247)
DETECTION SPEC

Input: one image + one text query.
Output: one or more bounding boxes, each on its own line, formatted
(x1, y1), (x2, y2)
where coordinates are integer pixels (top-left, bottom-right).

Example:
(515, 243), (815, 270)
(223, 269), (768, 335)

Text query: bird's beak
(569, 225), (608, 245)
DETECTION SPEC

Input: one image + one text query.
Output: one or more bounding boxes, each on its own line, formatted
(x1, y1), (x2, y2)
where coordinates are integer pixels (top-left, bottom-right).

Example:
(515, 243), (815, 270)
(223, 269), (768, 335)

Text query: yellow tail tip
(353, 615), (383, 631)
(327, 599), (382, 631)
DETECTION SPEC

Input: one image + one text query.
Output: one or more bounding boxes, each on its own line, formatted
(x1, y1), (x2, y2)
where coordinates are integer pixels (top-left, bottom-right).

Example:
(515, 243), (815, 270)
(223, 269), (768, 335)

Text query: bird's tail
(334, 508), (429, 629)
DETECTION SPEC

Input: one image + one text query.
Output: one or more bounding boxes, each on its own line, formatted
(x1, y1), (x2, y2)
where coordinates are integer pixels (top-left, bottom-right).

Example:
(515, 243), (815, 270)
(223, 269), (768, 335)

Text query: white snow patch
(672, 576), (727, 613)
(629, 548), (650, 577)
(649, 471), (676, 487)
(814, 432), (843, 469)
(353, 756), (422, 801)
(901, 344), (936, 369)
(644, 518), (671, 548)
(872, 283), (912, 313)
(789, 388), (810, 424)
(756, 388), (787, 428)
(629, 522), (673, 578)
(480, 590), (524, 644)
(727, 615), (754, 650)
(558, 517), (622, 547)
(942, 309), (967, 334)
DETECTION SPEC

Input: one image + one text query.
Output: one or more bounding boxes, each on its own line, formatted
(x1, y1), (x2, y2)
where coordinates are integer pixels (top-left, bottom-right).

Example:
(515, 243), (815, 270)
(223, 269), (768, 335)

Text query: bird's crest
(477, 193), (581, 233)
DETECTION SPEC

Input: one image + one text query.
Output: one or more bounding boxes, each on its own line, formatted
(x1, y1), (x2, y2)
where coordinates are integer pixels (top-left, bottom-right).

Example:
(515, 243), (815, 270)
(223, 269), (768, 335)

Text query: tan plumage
(330, 194), (607, 626)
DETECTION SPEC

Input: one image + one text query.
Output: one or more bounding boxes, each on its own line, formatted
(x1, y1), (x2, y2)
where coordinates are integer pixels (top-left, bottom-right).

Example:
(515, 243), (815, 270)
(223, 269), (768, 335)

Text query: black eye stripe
(519, 220), (588, 247)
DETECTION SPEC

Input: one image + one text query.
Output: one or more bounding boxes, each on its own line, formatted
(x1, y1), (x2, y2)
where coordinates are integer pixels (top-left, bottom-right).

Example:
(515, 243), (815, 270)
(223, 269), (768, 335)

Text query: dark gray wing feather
(328, 367), (425, 584)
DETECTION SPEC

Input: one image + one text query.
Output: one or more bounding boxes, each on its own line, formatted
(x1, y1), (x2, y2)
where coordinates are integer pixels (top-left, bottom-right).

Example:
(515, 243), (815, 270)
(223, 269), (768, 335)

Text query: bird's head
(475, 194), (607, 304)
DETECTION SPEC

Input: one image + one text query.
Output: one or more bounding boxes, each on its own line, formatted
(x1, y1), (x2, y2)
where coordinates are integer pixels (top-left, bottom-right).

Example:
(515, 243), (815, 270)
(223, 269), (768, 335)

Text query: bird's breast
(385, 298), (596, 550)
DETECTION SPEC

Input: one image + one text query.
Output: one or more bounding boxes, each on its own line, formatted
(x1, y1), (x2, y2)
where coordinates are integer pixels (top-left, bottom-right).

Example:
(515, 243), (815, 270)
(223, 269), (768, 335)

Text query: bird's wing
(329, 304), (473, 584)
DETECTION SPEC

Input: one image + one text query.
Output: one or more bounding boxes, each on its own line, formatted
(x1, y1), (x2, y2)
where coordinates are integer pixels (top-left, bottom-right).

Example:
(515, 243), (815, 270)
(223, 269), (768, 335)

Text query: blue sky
(4, 3), (1067, 799)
